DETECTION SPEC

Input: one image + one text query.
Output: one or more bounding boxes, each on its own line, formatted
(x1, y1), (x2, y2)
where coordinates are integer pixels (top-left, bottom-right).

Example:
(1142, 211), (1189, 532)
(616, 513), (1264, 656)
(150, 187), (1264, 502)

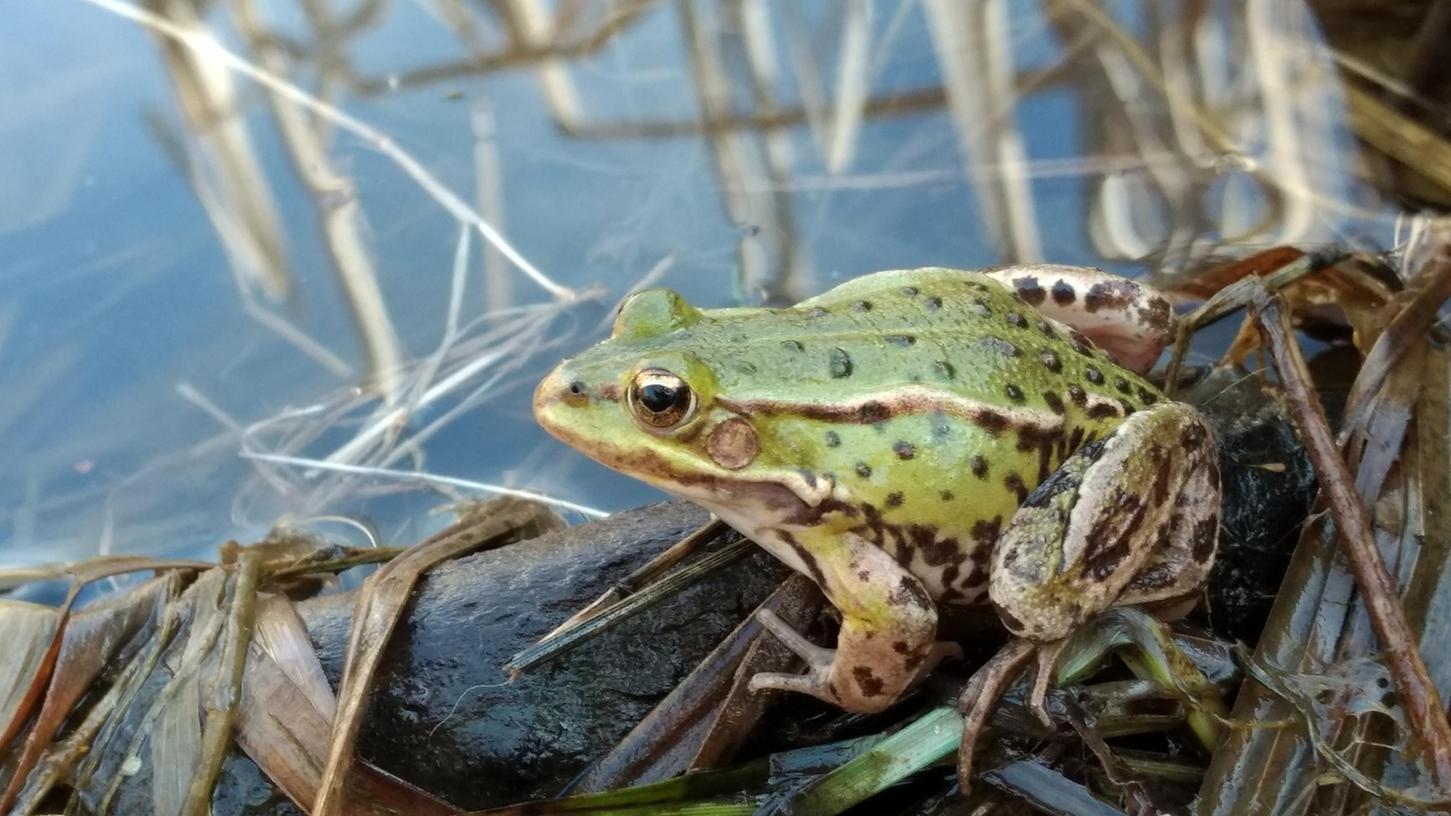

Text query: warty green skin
(534, 267), (1219, 715)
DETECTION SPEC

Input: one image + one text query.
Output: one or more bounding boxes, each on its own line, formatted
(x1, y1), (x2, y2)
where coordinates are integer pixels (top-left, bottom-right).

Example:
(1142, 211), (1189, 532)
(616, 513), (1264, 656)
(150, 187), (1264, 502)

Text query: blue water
(0, 1), (1401, 568)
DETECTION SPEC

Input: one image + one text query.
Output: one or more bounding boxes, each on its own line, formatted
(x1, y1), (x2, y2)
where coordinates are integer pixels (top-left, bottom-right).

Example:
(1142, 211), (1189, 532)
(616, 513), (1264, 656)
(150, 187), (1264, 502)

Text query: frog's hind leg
(988, 401), (1220, 645)
(749, 530), (962, 714)
(981, 264), (1174, 374)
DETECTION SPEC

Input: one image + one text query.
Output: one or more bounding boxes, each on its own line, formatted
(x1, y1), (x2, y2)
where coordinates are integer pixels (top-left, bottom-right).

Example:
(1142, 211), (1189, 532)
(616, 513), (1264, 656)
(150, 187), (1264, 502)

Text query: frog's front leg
(989, 401), (1220, 644)
(749, 530), (958, 713)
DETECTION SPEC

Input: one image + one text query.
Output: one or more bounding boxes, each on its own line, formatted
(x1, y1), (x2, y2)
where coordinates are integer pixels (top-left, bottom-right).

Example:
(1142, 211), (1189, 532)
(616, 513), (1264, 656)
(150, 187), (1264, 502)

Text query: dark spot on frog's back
(1051, 281), (1076, 305)
(1084, 280), (1135, 313)
(1040, 349), (1062, 373)
(852, 666), (886, 697)
(970, 454), (989, 478)
(1013, 276), (1046, 305)
(1043, 391), (1066, 414)
(855, 462), (873, 478)
(852, 300), (873, 312)
(1192, 515), (1218, 562)
(891, 575), (933, 609)
(859, 401), (891, 423)
(1004, 472), (1028, 502)
(1181, 422), (1207, 450)
(1005, 384), (1025, 403)
(1150, 456), (1174, 504)
(886, 491), (904, 508)
(1006, 311), (1028, 328)
(824, 430), (841, 447)
(934, 360), (957, 380)
(893, 441), (917, 460)
(971, 516), (1002, 547)
(885, 334), (916, 347)
(1132, 563), (1175, 590)
(829, 347), (853, 378)
(1142, 299), (1173, 331)
(782, 339), (804, 352)
(980, 336), (1020, 357)
(924, 296), (942, 311)
(973, 409), (1010, 435)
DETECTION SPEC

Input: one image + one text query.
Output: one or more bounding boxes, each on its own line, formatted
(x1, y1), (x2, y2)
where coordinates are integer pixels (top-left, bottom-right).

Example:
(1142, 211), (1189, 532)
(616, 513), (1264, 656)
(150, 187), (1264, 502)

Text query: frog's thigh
(981, 264), (1173, 374)
(759, 530), (941, 713)
(988, 403), (1219, 642)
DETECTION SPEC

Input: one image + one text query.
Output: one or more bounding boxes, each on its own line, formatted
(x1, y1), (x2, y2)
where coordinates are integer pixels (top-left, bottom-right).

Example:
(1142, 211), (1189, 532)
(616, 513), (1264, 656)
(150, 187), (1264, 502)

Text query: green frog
(533, 265), (1219, 721)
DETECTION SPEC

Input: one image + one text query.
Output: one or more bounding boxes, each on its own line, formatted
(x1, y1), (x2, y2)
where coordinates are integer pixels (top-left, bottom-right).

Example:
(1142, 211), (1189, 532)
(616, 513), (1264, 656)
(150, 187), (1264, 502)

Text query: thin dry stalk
(1252, 289), (1451, 790)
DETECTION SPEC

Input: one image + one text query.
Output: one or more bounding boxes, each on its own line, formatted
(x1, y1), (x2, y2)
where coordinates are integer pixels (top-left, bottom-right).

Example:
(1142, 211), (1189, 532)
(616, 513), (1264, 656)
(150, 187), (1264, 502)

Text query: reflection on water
(0, 0), (1412, 565)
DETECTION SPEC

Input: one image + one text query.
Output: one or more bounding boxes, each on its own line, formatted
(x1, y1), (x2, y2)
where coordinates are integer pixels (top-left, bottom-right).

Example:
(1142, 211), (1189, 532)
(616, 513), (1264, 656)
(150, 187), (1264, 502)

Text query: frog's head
(534, 288), (824, 514)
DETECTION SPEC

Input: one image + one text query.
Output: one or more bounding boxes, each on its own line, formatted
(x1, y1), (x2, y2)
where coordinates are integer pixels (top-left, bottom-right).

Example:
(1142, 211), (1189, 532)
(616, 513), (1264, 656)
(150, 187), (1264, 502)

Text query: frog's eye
(627, 369), (696, 431)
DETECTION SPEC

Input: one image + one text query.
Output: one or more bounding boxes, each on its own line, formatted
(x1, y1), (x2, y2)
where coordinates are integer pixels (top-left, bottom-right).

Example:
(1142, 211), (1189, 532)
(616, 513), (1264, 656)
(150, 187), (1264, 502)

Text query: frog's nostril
(563, 379), (590, 405)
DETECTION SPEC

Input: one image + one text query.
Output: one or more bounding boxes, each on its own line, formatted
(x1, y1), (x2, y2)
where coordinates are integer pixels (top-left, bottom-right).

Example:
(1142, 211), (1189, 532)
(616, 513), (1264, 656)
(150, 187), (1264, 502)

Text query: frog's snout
(533, 364), (600, 432)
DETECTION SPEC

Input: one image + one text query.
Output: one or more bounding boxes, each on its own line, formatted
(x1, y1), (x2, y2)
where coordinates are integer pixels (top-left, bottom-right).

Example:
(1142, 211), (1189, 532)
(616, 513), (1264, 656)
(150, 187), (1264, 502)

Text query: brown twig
(1251, 289), (1451, 787)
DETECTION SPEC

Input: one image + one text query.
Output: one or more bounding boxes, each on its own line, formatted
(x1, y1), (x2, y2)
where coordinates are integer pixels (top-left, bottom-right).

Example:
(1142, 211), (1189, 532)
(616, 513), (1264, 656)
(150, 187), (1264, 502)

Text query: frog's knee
(981, 264), (1174, 373)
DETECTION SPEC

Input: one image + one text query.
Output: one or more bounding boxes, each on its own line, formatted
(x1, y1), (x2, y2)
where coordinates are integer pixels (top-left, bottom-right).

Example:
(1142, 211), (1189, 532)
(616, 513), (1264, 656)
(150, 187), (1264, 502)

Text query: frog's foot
(748, 608), (836, 703)
(749, 533), (944, 713)
(1025, 638), (1070, 729)
(956, 638), (1036, 794)
(748, 606), (951, 708)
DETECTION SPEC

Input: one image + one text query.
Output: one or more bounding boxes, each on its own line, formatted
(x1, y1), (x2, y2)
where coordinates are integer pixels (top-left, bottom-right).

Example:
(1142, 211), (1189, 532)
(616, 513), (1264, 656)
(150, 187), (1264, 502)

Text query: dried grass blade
(0, 575), (174, 812)
(503, 538), (755, 678)
(573, 575), (821, 792)
(150, 569), (229, 816)
(1341, 242), (1451, 442)
(181, 551), (261, 815)
(534, 519), (727, 647)
(1253, 290), (1451, 787)
(0, 601), (59, 752)
(233, 595), (461, 814)
(313, 498), (558, 816)
(0, 557), (206, 761)
(9, 572), (184, 815)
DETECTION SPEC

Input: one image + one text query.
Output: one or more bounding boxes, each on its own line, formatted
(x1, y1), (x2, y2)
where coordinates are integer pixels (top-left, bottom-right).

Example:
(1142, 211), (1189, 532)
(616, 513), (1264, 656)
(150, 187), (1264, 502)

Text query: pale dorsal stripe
(716, 385), (1063, 432)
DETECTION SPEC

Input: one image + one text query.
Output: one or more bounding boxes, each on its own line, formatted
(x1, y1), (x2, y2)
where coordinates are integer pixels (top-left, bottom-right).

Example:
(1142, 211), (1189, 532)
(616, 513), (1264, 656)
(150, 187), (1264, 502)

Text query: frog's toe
(1026, 638), (1069, 729)
(913, 641), (965, 683)
(748, 669), (834, 703)
(956, 639), (1037, 793)
(754, 608), (835, 668)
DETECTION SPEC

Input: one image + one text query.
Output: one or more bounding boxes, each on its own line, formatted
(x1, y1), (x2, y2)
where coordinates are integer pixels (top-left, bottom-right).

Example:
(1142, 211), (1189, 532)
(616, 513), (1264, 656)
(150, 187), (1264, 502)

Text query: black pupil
(639, 383), (682, 413)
